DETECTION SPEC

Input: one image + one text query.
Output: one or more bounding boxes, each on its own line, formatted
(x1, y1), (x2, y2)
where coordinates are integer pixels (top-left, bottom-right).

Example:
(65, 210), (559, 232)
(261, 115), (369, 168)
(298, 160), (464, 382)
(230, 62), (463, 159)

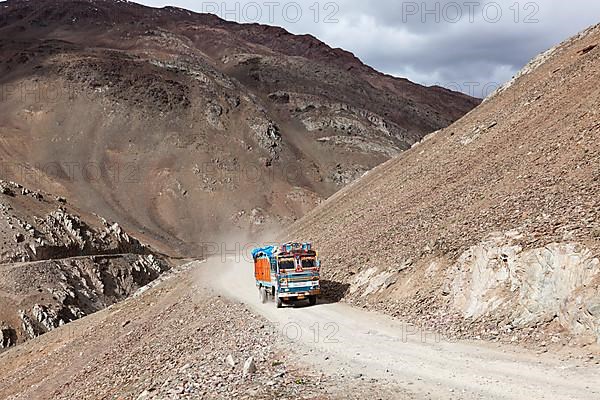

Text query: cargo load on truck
(251, 242), (321, 308)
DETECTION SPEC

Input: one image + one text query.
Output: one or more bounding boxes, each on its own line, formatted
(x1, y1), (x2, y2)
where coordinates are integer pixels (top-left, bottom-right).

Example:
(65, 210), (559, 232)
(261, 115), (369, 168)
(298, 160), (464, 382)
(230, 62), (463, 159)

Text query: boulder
(243, 356), (256, 376)
(225, 354), (236, 368)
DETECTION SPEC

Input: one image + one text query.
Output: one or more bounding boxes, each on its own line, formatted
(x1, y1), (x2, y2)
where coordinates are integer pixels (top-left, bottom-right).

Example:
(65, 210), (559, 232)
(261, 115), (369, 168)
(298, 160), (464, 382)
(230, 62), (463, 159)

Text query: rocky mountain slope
(0, 0), (478, 255)
(285, 24), (600, 347)
(0, 179), (169, 349)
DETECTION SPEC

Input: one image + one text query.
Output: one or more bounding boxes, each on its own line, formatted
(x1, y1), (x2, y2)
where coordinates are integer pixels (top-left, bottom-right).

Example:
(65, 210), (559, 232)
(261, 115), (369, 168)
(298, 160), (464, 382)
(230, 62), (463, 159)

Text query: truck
(251, 242), (321, 308)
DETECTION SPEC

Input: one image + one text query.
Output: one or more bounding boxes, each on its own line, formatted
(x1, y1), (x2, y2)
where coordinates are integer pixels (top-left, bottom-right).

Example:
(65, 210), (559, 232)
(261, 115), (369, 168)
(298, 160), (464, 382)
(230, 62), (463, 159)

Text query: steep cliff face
(0, 180), (169, 348)
(0, 181), (149, 264)
(446, 236), (600, 343)
(285, 24), (600, 346)
(0, 0), (478, 255)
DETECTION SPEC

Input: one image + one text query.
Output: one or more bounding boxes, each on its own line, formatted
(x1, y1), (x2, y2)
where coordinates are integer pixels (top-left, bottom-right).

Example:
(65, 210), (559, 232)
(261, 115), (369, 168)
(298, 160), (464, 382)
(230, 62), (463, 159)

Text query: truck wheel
(276, 297), (283, 308)
(308, 295), (317, 306)
(260, 288), (268, 304)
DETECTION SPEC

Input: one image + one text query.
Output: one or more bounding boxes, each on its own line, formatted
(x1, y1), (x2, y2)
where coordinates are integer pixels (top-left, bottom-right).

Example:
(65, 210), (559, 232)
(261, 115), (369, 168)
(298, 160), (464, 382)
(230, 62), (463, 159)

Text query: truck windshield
(301, 258), (316, 268)
(278, 260), (295, 271)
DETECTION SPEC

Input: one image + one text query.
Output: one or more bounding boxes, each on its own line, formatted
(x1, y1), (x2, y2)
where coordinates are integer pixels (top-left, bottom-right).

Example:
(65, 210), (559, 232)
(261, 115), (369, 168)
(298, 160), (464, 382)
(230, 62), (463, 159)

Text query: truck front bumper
(278, 289), (320, 300)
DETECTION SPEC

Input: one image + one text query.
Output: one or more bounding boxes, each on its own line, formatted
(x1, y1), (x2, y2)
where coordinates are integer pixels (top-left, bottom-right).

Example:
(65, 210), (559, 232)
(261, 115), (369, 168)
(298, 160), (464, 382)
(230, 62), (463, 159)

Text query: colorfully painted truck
(251, 242), (321, 308)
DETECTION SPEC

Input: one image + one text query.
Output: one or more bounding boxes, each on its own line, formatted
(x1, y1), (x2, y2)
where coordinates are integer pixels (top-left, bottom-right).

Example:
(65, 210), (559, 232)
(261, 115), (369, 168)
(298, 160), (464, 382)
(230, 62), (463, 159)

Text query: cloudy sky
(139, 0), (600, 97)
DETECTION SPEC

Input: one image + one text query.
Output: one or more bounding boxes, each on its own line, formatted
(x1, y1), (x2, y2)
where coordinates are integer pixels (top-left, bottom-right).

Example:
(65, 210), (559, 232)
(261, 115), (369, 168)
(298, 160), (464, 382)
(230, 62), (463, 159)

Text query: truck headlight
(280, 279), (288, 287)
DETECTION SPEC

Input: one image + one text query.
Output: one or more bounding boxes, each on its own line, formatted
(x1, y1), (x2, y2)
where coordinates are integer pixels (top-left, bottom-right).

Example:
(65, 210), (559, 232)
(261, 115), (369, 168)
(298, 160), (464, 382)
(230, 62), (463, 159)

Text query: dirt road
(209, 258), (600, 400)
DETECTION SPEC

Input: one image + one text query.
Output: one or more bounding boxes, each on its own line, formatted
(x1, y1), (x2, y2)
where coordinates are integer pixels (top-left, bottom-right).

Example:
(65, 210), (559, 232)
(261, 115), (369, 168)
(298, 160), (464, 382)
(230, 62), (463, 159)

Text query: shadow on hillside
(284, 280), (350, 308)
(319, 279), (350, 304)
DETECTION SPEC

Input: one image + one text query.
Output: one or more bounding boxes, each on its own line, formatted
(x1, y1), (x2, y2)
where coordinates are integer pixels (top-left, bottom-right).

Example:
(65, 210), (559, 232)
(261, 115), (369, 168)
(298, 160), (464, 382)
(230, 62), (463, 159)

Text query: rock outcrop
(0, 180), (170, 348)
(5, 254), (168, 343)
(0, 324), (16, 348)
(448, 234), (600, 343)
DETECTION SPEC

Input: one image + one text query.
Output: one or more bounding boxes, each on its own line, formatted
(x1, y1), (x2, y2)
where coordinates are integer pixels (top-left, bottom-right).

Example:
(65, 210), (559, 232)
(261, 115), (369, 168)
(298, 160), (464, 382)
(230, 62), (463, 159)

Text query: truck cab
(252, 242), (321, 308)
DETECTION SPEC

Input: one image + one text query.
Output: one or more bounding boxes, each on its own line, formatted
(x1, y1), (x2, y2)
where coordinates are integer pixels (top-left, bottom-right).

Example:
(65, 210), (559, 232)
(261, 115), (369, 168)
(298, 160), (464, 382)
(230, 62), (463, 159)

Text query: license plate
(297, 295), (305, 299)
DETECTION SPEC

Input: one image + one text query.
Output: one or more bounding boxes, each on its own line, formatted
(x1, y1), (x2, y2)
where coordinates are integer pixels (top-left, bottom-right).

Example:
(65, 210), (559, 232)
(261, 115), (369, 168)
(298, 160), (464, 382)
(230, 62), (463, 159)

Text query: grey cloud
(140, 0), (599, 97)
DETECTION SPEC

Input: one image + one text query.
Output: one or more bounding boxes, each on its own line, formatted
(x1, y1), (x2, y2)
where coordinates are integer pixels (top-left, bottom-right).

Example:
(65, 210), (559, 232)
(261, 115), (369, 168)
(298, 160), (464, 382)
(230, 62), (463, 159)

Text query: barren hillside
(286, 24), (600, 347)
(0, 0), (478, 256)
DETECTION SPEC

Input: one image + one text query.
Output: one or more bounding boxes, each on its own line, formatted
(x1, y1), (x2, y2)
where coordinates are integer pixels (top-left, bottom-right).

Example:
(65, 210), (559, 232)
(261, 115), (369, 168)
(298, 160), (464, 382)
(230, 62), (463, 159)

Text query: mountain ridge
(0, 0), (479, 255)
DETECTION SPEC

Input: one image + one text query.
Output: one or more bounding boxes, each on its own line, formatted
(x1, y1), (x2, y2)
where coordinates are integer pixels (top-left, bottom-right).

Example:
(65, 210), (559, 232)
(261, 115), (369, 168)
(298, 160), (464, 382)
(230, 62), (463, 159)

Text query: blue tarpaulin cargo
(251, 246), (277, 260)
